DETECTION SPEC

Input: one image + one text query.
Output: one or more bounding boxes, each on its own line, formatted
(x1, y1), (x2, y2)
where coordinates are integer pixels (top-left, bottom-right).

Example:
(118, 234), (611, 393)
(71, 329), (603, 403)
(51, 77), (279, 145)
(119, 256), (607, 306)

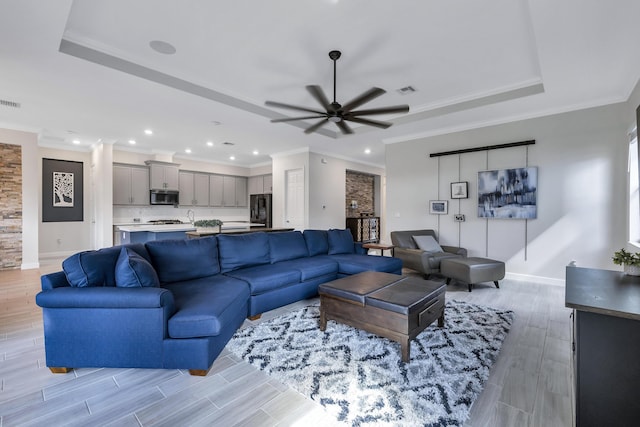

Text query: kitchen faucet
(186, 209), (195, 224)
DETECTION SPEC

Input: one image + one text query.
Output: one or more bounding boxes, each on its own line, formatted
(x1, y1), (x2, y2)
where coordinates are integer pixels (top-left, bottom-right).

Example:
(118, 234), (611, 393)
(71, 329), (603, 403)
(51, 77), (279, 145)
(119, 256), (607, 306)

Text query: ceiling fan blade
(306, 85), (332, 111)
(341, 87), (386, 112)
(336, 120), (354, 134)
(271, 115), (327, 123)
(348, 104), (410, 116)
(344, 116), (392, 129)
(304, 118), (329, 134)
(265, 100), (325, 115)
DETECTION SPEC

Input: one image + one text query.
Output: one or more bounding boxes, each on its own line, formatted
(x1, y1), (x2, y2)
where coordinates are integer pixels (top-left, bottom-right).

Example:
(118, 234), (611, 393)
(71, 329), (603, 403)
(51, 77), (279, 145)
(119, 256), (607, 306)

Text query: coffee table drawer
(418, 297), (445, 328)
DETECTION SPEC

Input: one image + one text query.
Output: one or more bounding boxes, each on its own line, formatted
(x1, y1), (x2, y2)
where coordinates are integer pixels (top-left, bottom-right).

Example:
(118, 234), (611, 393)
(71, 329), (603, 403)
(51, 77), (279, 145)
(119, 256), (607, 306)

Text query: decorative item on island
(612, 248), (640, 276)
(193, 219), (223, 233)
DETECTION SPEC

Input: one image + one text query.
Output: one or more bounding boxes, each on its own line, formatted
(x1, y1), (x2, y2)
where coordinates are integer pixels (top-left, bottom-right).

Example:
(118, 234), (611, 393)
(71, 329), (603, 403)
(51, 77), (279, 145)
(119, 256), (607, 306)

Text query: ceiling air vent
(0, 99), (21, 108)
(396, 86), (417, 95)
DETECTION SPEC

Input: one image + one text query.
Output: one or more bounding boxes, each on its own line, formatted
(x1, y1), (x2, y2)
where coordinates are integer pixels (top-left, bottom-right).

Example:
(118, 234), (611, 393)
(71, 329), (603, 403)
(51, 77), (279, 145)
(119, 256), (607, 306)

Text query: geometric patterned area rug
(227, 300), (514, 426)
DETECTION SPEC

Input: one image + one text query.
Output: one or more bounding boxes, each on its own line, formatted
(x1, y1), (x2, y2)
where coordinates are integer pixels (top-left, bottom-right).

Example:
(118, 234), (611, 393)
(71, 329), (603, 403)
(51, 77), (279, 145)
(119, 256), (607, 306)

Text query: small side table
(362, 242), (395, 257)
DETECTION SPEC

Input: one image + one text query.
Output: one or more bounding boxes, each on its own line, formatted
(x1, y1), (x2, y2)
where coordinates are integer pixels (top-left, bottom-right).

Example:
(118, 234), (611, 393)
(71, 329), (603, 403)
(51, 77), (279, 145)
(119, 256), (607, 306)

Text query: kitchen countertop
(116, 224), (197, 233)
(565, 266), (640, 321)
(116, 222), (266, 233)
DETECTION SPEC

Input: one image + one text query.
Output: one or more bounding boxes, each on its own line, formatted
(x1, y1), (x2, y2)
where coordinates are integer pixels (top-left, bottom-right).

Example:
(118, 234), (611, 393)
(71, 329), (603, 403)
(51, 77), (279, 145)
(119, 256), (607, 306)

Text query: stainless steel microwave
(150, 190), (179, 205)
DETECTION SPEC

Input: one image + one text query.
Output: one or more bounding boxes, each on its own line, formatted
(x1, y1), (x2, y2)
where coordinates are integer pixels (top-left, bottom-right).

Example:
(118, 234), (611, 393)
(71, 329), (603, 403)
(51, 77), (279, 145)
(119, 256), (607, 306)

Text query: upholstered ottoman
(440, 257), (505, 292)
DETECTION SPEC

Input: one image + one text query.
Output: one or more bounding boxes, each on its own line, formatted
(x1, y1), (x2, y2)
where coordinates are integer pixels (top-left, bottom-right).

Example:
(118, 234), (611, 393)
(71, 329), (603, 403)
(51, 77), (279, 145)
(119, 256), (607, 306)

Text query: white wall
(386, 102), (630, 282)
(271, 150), (310, 229)
(308, 152), (385, 230)
(0, 128), (39, 269)
(92, 142), (113, 248)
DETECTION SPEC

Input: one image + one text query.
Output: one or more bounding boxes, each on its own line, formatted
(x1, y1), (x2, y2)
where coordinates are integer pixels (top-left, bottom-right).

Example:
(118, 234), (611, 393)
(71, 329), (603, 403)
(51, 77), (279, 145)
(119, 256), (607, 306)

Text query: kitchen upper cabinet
(209, 175), (247, 207)
(179, 171), (209, 206)
(209, 175), (224, 207)
(263, 174), (272, 194)
(113, 165), (149, 205)
(248, 174), (272, 195)
(235, 176), (248, 207)
(146, 161), (179, 191)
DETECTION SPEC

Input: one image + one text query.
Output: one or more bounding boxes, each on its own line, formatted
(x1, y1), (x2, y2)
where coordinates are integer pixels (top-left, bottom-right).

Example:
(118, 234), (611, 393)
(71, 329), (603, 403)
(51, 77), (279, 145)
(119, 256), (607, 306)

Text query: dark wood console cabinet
(346, 217), (379, 243)
(565, 267), (640, 427)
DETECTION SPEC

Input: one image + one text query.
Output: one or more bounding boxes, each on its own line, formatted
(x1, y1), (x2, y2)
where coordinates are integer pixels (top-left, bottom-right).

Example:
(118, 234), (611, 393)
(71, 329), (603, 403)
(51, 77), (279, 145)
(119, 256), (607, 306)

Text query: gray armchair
(390, 229), (467, 278)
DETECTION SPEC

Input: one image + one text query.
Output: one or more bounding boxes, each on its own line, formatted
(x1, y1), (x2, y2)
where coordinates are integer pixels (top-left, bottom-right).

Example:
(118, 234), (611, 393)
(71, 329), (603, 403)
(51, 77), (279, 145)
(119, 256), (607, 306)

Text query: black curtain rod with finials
(429, 140), (535, 158)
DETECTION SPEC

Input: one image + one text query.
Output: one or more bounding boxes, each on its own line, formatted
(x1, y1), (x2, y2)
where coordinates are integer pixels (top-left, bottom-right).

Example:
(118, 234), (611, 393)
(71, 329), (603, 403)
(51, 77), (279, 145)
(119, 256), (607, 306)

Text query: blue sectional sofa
(36, 229), (402, 375)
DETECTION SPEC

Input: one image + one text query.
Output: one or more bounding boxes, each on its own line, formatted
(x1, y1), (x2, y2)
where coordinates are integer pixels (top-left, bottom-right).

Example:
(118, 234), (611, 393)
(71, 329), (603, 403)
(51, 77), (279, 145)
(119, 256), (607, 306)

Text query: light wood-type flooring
(0, 262), (573, 426)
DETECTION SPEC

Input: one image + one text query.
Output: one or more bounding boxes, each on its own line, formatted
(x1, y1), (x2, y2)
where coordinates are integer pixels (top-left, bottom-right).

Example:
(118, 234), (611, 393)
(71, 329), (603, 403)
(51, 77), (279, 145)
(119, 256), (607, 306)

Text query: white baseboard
(505, 272), (565, 286)
(21, 262), (40, 270)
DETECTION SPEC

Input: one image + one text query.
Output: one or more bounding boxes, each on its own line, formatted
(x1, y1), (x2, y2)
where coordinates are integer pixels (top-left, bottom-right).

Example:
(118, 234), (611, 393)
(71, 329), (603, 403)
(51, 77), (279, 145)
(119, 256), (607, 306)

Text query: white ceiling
(1, 0), (639, 168)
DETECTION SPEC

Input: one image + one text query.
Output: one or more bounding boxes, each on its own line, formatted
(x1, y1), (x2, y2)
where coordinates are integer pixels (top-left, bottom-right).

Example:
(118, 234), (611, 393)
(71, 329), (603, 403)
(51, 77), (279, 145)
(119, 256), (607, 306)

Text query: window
(629, 128), (639, 246)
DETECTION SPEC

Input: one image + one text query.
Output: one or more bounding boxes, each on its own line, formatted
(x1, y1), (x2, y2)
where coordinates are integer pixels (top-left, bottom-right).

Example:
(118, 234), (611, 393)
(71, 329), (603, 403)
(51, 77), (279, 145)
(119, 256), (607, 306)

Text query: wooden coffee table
(318, 271), (445, 362)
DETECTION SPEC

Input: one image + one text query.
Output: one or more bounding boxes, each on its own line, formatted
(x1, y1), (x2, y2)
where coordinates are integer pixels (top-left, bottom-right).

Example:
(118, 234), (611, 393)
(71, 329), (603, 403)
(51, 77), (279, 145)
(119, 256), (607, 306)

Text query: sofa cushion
(217, 232), (270, 273)
(146, 237), (220, 284)
(413, 235), (443, 253)
(268, 231), (309, 263)
(274, 257), (338, 281)
(163, 275), (250, 339)
(303, 229), (329, 256)
(115, 247), (160, 288)
(329, 254), (403, 275)
(63, 243), (151, 288)
(327, 229), (355, 255)
(224, 264), (301, 295)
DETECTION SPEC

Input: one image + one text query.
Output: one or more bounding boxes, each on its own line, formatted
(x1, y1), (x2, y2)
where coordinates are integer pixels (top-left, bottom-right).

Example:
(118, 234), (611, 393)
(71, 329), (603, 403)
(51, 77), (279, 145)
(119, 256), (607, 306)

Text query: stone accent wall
(0, 143), (22, 270)
(345, 170), (375, 217)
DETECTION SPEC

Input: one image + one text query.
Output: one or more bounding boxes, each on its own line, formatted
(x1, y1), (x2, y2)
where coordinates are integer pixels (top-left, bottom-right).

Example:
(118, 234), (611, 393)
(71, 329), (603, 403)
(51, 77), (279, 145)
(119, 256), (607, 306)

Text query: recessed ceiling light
(206, 141), (214, 147)
(149, 40), (176, 55)
(253, 150), (259, 155)
(364, 148), (371, 154)
(229, 155), (235, 160)
(72, 140), (80, 145)
(185, 148), (192, 154)
(128, 139), (136, 145)
(144, 129), (153, 135)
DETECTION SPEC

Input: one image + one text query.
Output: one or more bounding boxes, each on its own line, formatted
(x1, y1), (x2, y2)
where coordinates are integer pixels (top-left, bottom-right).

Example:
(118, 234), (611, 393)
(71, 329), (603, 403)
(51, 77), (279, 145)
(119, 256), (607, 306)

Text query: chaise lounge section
(36, 229), (402, 375)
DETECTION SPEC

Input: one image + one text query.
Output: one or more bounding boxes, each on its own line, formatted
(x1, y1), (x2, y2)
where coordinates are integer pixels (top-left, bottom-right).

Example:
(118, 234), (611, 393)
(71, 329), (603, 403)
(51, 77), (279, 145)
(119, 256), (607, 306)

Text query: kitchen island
(186, 227), (294, 238)
(115, 222), (272, 244)
(116, 224), (197, 244)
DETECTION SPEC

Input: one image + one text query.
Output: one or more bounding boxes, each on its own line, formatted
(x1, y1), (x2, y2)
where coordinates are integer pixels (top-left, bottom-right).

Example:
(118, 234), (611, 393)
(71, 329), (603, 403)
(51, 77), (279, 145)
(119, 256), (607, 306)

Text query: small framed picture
(451, 181), (468, 199)
(429, 200), (448, 214)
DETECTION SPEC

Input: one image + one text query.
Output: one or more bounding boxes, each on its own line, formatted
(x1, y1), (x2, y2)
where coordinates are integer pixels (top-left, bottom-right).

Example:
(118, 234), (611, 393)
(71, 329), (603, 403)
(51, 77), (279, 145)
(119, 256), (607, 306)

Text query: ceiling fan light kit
(266, 50), (410, 135)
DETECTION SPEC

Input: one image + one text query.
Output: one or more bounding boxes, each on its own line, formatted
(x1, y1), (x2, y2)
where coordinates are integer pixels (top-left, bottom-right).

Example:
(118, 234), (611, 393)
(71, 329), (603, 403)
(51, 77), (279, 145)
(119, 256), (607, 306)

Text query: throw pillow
(115, 247), (160, 288)
(327, 229), (355, 254)
(412, 235), (443, 253)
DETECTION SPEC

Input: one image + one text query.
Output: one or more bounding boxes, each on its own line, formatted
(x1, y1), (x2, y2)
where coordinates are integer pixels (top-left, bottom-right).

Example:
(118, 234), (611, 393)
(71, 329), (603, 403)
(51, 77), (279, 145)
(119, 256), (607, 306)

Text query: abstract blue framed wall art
(478, 167), (537, 219)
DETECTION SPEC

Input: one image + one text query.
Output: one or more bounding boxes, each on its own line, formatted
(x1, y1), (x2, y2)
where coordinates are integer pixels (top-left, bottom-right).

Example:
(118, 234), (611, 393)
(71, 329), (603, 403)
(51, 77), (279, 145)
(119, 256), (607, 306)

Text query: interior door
(285, 168), (305, 230)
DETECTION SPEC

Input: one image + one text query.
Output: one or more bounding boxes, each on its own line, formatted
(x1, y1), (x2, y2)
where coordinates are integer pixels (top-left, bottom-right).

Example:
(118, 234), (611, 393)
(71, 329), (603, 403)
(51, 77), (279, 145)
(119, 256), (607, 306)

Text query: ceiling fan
(265, 50), (410, 135)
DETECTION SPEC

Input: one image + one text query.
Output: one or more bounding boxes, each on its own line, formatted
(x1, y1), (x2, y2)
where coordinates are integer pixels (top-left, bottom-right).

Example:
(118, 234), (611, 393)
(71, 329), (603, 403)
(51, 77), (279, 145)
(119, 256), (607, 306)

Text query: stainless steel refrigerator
(250, 194), (272, 228)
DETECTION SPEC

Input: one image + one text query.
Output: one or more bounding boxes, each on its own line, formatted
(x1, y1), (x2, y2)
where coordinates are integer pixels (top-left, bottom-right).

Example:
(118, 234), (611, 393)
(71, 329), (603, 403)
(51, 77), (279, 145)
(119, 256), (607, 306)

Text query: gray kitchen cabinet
(113, 164), (149, 205)
(209, 175), (224, 207)
(248, 175), (262, 195)
(235, 176), (248, 207)
(263, 174), (272, 193)
(249, 174), (272, 195)
(179, 171), (209, 206)
(147, 161), (179, 190)
(209, 175), (247, 207)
